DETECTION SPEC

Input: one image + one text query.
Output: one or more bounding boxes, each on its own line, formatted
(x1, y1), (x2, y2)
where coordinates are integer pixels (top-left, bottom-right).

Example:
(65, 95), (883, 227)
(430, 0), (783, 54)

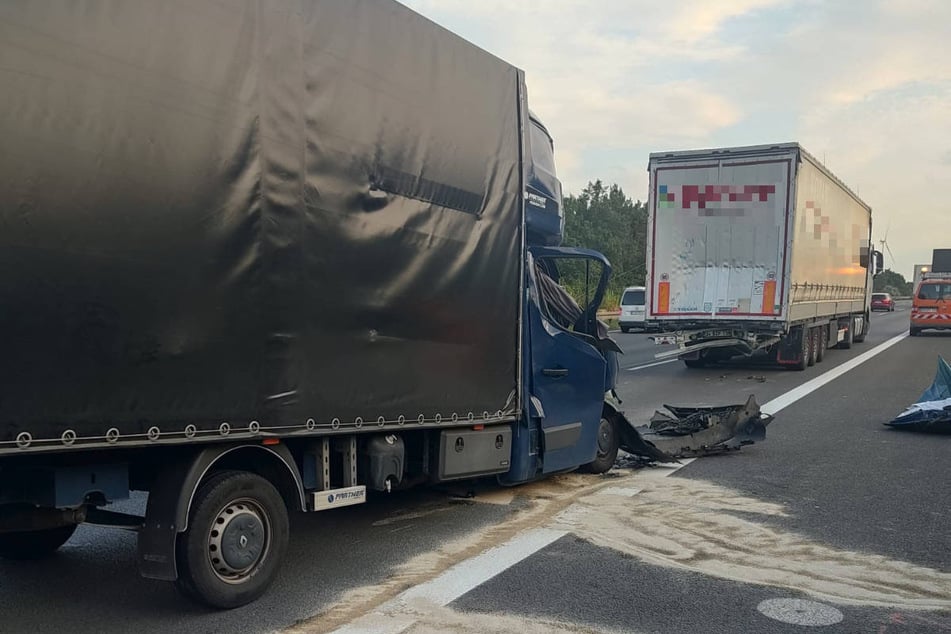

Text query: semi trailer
(645, 143), (883, 369)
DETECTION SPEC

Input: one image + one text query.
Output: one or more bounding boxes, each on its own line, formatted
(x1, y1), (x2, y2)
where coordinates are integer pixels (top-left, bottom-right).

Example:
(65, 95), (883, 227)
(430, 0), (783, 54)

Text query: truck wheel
(683, 358), (706, 369)
(0, 524), (77, 560)
(790, 326), (809, 371)
(580, 416), (619, 474)
(910, 326), (921, 337)
(838, 320), (854, 349)
(816, 328), (828, 363)
(853, 314), (868, 343)
(620, 326), (630, 333)
(807, 328), (819, 366)
(175, 471), (289, 609)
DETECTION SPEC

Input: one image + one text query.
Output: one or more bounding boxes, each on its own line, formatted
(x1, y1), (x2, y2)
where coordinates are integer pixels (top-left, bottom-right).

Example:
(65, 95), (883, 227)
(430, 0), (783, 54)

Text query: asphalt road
(448, 304), (951, 633)
(4, 303), (951, 633)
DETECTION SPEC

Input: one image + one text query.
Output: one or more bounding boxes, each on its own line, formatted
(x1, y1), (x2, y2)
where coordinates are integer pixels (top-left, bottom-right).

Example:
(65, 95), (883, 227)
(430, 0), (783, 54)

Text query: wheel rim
(596, 418), (615, 457)
(207, 497), (271, 584)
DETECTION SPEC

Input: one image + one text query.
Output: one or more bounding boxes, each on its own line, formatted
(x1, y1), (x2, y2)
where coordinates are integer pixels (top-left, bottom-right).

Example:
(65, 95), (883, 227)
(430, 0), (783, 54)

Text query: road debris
(615, 395), (773, 461)
(885, 357), (951, 433)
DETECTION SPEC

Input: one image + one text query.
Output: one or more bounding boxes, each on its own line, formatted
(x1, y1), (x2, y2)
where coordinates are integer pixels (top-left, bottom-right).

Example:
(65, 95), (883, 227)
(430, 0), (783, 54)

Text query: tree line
(560, 180), (647, 310)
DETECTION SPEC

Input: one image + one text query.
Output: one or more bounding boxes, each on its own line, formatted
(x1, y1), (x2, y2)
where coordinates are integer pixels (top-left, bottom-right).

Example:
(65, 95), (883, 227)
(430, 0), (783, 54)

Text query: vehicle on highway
(645, 143), (884, 370)
(0, 0), (694, 611)
(619, 286), (647, 333)
(871, 293), (895, 311)
(910, 254), (951, 336)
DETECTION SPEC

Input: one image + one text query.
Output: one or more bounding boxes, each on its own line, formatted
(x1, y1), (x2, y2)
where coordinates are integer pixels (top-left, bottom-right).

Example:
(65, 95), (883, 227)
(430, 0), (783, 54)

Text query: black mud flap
(615, 395), (773, 462)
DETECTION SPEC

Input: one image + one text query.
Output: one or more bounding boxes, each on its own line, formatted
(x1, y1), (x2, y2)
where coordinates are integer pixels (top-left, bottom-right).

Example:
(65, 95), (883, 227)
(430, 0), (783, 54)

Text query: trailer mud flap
(614, 395), (773, 461)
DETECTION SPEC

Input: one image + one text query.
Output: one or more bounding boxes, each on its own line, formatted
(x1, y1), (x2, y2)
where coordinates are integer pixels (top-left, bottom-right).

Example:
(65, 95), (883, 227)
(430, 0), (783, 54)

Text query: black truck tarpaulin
(0, 0), (526, 453)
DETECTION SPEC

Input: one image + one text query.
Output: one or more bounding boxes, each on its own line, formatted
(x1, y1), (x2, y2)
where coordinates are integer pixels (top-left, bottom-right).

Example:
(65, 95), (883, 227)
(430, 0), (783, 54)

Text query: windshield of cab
(917, 283), (951, 300)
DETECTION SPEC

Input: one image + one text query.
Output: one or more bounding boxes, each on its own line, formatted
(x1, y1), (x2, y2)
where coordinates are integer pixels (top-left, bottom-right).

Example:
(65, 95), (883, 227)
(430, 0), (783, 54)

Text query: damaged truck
(0, 0), (769, 610)
(645, 144), (884, 369)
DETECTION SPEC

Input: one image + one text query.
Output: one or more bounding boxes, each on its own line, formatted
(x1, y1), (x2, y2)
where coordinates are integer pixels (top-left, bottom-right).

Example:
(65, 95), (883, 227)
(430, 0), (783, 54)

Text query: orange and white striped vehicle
(910, 274), (951, 336)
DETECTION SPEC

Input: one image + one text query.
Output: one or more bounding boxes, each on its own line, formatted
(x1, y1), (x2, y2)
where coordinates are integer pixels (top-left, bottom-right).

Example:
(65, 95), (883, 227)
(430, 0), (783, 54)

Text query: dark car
(871, 292), (895, 311)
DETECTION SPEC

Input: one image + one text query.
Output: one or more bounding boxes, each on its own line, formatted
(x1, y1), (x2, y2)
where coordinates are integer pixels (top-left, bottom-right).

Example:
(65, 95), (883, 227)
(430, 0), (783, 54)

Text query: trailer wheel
(807, 328), (819, 366)
(580, 416), (619, 474)
(853, 313), (869, 343)
(790, 326), (809, 371)
(838, 319), (854, 349)
(0, 524), (77, 561)
(816, 328), (828, 363)
(175, 471), (289, 609)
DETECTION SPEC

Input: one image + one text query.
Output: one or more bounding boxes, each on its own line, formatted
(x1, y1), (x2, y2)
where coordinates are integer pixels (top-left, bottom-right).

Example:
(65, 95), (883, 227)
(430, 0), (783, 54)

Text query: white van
(619, 286), (646, 333)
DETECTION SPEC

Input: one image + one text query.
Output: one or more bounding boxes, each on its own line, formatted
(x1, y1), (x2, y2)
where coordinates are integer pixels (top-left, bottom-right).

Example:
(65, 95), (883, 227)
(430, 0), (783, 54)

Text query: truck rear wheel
(580, 416), (619, 474)
(816, 328), (828, 363)
(790, 326), (810, 371)
(853, 314), (868, 343)
(175, 471), (289, 609)
(807, 328), (819, 366)
(838, 319), (854, 349)
(0, 524), (77, 560)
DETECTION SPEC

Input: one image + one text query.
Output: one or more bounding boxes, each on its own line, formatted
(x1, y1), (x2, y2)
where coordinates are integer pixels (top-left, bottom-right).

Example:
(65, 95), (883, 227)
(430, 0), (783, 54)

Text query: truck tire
(0, 524), (77, 560)
(683, 358), (706, 369)
(620, 326), (630, 333)
(175, 471), (289, 609)
(580, 416), (619, 474)
(838, 319), (854, 349)
(910, 326), (921, 337)
(807, 328), (819, 366)
(790, 326), (810, 371)
(853, 314), (868, 343)
(816, 328), (828, 363)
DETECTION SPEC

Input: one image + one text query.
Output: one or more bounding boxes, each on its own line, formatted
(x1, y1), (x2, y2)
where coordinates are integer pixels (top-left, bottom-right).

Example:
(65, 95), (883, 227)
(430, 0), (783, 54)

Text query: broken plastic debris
(885, 357), (951, 433)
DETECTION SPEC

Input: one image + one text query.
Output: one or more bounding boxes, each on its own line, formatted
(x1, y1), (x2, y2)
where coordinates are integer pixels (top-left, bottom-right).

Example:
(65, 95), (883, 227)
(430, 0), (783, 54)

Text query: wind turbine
(878, 222), (895, 270)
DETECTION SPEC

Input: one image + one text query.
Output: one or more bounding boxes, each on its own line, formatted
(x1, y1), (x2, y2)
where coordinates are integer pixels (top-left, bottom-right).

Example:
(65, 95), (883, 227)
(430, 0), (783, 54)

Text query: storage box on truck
(645, 143), (882, 370)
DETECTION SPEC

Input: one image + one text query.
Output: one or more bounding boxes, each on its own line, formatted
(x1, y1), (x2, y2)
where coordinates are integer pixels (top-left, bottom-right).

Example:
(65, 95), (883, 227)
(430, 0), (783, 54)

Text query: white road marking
(330, 462), (694, 634)
(761, 332), (908, 415)
(331, 529), (568, 634)
(626, 359), (679, 372)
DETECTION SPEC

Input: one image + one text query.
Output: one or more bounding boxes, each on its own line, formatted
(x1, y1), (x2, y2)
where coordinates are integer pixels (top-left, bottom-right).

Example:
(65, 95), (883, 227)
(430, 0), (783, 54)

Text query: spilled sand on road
(554, 477), (951, 611)
(290, 468), (951, 633)
(287, 471), (632, 633)
(402, 601), (628, 634)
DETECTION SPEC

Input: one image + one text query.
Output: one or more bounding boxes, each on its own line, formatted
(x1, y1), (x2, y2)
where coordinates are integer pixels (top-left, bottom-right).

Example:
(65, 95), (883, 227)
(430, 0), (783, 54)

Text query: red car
(871, 292), (895, 311)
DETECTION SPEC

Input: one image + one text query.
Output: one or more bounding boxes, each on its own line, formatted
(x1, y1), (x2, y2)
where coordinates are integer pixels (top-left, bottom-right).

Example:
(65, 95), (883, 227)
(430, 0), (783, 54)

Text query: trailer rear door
(647, 148), (796, 322)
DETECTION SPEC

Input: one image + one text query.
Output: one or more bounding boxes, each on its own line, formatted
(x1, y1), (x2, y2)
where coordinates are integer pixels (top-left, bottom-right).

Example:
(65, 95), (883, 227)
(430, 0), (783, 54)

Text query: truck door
(528, 248), (611, 474)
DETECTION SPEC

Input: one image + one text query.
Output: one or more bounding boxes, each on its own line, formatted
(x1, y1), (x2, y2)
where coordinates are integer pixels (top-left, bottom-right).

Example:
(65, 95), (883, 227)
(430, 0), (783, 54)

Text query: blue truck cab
(525, 113), (565, 247)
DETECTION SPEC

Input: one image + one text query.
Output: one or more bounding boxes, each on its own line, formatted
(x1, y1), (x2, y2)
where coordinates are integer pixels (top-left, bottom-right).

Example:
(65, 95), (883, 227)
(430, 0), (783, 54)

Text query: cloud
(400, 0), (951, 277)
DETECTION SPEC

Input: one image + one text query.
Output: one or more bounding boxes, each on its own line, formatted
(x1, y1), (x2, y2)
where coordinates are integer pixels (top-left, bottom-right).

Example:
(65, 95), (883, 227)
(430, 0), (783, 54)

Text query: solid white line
(330, 457), (696, 634)
(331, 528), (568, 634)
(626, 359), (679, 372)
(761, 332), (908, 415)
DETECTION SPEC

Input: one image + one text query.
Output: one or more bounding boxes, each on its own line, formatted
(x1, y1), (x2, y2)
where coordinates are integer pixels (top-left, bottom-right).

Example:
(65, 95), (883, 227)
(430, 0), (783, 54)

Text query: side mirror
(873, 250), (884, 276)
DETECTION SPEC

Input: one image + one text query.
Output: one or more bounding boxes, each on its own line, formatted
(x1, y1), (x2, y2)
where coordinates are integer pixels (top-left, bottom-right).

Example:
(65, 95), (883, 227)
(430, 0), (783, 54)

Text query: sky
(401, 0), (950, 279)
